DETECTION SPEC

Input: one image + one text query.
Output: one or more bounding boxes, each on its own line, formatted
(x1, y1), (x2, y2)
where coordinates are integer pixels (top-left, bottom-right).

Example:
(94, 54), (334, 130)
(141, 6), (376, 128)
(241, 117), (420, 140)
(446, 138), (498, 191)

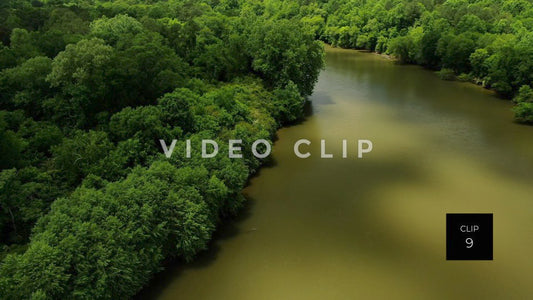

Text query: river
(139, 46), (533, 299)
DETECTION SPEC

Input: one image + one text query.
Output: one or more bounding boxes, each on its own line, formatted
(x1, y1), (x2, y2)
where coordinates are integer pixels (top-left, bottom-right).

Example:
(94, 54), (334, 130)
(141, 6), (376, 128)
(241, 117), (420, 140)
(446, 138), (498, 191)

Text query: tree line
(0, 0), (323, 298)
(292, 0), (533, 122)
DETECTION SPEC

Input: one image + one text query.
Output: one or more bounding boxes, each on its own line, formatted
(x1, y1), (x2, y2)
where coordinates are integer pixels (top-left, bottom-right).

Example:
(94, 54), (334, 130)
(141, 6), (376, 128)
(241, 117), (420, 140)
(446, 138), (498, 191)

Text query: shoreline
(324, 43), (508, 100)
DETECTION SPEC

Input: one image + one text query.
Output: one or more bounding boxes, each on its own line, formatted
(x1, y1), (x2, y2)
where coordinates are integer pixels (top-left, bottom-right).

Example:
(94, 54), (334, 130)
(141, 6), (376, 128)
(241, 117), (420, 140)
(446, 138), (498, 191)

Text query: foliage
(246, 18), (324, 96)
(513, 85), (533, 123)
(297, 0), (533, 122)
(436, 68), (456, 81)
(0, 0), (324, 298)
(0, 162), (219, 299)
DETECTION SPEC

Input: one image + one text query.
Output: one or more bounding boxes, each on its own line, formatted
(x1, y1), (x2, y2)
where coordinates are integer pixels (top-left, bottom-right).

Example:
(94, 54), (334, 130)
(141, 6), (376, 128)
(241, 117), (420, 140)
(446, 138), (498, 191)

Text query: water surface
(142, 46), (533, 299)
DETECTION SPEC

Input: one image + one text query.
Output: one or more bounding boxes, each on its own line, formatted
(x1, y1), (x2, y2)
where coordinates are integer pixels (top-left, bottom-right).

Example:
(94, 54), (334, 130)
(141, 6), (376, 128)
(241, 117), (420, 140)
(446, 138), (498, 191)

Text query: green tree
(0, 115), (25, 169)
(513, 85), (533, 123)
(246, 18), (324, 95)
(46, 38), (114, 127)
(157, 88), (197, 133)
(90, 15), (144, 46)
(51, 130), (114, 186)
(0, 56), (52, 116)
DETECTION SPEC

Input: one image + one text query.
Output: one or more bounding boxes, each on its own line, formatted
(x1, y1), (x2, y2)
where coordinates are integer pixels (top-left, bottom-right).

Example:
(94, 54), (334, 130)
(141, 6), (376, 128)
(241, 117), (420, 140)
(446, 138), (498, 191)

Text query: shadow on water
(309, 91), (335, 106)
(135, 195), (259, 299)
(326, 46), (533, 183)
(278, 99), (316, 128)
(137, 132), (524, 299)
(138, 47), (533, 299)
(246, 97), (317, 182)
(136, 98), (319, 299)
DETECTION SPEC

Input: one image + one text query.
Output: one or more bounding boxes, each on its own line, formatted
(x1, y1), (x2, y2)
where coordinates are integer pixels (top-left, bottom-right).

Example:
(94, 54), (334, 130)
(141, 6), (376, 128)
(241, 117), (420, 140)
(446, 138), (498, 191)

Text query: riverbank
(138, 45), (533, 300)
(326, 44), (512, 104)
(0, 1), (325, 298)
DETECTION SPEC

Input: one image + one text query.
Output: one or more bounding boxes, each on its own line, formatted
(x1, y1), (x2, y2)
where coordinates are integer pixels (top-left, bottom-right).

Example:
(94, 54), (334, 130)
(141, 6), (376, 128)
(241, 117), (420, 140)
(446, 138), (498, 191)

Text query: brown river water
(139, 45), (533, 299)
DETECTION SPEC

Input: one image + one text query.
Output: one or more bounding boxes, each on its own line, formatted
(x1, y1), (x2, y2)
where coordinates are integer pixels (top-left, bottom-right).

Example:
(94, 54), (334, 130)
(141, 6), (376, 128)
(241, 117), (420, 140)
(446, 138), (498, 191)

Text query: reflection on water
(139, 46), (533, 299)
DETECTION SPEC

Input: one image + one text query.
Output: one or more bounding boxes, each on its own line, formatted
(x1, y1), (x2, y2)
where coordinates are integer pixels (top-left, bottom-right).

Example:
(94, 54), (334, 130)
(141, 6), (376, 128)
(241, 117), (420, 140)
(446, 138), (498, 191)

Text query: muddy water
(142, 46), (533, 299)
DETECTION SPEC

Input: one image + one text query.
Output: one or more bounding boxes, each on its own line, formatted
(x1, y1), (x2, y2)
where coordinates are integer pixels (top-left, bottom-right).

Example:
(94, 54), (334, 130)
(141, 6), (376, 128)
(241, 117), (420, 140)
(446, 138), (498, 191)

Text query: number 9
(466, 237), (474, 248)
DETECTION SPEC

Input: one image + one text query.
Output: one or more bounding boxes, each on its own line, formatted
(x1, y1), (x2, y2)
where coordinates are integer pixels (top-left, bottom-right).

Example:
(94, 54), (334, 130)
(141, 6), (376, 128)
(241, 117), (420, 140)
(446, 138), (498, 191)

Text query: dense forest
(1, 0), (532, 299)
(301, 0), (533, 122)
(0, 0), (323, 298)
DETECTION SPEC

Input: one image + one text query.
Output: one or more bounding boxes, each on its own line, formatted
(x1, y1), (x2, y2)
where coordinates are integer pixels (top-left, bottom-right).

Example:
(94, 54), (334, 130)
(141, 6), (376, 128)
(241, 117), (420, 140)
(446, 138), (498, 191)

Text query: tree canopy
(0, 1), (324, 298)
(297, 0), (533, 122)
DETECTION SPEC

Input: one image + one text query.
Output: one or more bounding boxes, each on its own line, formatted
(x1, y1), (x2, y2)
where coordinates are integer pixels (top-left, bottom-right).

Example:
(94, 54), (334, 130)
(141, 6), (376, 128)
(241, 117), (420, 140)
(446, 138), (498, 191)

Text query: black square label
(446, 213), (493, 260)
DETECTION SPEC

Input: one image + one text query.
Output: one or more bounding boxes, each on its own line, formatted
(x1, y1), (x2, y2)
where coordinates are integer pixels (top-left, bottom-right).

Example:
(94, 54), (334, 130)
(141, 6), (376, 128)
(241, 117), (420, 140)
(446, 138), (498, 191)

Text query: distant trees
(299, 0), (533, 122)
